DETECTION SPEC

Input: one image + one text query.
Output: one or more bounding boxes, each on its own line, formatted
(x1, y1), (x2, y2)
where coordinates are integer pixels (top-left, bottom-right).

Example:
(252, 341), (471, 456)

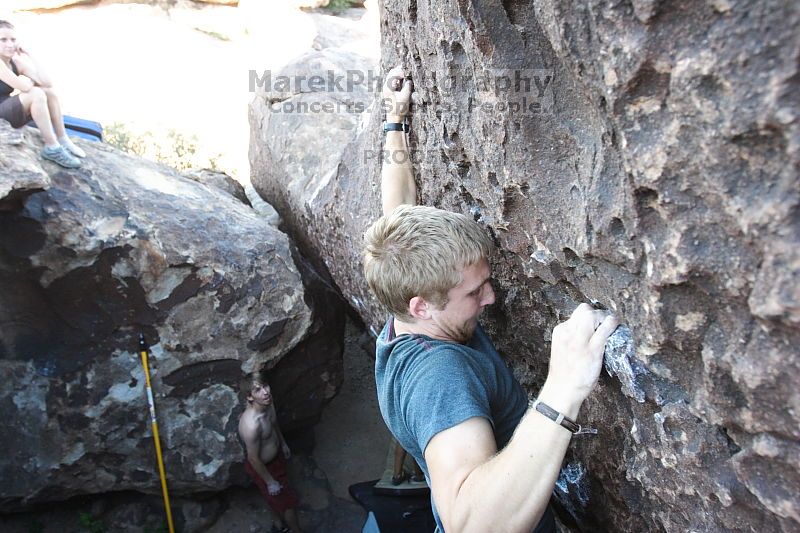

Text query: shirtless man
(238, 372), (302, 533)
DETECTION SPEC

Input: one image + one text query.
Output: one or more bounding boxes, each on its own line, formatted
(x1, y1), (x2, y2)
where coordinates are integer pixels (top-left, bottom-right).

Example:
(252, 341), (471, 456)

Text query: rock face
(0, 122), (343, 511)
(250, 1), (799, 531)
(183, 168), (251, 207)
(249, 9), (379, 284)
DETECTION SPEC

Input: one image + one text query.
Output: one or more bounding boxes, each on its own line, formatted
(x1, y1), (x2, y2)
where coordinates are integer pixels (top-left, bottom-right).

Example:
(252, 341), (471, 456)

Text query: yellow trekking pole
(139, 333), (176, 533)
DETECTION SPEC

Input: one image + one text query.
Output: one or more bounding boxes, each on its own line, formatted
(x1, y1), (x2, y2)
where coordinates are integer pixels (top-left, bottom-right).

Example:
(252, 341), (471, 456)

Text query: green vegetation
(104, 122), (223, 172)
(325, 0), (360, 11)
(78, 512), (105, 533)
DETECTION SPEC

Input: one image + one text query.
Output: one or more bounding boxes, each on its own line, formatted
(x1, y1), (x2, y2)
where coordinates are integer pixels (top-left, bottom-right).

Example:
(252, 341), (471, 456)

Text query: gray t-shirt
(375, 317), (529, 530)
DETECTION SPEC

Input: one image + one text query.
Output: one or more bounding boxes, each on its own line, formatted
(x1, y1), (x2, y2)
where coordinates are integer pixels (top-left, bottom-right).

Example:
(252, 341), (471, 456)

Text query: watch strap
(530, 399), (597, 436)
(383, 122), (409, 133)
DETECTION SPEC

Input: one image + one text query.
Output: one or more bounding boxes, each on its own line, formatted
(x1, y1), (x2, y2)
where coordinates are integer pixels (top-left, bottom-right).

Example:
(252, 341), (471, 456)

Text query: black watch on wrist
(530, 399), (598, 436)
(383, 122), (409, 133)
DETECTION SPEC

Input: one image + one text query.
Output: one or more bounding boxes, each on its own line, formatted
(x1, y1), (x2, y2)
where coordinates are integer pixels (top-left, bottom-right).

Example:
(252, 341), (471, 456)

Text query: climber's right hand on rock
(383, 65), (413, 123)
(540, 303), (619, 416)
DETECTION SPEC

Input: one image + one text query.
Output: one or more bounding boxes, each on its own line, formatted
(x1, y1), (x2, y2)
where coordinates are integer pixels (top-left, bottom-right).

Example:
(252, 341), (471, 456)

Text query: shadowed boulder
(0, 121), (344, 510)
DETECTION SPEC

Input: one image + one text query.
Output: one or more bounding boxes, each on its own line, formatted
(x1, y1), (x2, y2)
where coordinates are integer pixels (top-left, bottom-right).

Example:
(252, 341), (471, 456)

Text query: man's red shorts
(244, 452), (300, 513)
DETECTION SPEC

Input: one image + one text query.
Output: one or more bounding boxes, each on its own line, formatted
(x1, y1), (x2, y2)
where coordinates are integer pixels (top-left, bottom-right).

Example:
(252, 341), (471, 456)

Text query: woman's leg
(41, 87), (67, 138)
(411, 457), (424, 480)
(41, 87), (85, 157)
(18, 88), (80, 168)
(18, 87), (57, 145)
(392, 439), (407, 483)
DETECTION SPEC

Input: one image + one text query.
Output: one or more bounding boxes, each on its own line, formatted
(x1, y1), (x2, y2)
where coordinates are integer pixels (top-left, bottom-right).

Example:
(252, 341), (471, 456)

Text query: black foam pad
(348, 480), (436, 533)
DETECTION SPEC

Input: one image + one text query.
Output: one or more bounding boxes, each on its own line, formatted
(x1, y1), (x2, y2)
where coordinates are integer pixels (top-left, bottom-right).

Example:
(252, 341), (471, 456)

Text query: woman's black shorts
(0, 95), (28, 128)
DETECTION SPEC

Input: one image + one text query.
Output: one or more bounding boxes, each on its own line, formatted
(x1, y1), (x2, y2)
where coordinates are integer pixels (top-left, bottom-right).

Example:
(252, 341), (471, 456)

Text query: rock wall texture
(251, 1), (799, 531)
(250, 8), (380, 286)
(183, 168), (251, 207)
(0, 122), (344, 511)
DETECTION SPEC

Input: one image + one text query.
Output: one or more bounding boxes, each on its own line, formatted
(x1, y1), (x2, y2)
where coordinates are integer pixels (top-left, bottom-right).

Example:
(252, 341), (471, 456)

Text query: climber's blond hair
(363, 205), (493, 320)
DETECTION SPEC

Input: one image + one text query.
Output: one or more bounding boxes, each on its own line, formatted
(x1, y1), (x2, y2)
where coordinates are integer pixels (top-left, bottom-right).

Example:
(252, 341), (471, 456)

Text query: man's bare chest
(255, 412), (276, 438)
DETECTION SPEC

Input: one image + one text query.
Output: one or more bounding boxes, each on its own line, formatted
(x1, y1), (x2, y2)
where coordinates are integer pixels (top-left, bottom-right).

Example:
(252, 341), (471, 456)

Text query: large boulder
(183, 167), (251, 207)
(0, 122), (343, 510)
(249, 1), (799, 531)
(250, 40), (379, 281)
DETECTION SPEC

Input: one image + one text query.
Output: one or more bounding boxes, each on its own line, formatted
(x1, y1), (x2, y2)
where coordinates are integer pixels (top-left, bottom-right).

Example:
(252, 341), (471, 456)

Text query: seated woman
(0, 20), (85, 168)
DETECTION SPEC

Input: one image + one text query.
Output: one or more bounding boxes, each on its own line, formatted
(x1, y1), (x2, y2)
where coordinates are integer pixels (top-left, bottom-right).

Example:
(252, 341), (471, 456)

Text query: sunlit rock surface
(250, 1), (799, 530)
(250, 8), (379, 289)
(183, 168), (251, 207)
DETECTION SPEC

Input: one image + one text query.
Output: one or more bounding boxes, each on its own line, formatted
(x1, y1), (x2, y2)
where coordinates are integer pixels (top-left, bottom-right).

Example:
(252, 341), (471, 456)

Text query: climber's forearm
(381, 130), (416, 215)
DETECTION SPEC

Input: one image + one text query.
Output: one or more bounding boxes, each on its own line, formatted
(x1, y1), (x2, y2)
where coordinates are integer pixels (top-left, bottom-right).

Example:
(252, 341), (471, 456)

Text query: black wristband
(383, 122), (409, 133)
(530, 399), (597, 436)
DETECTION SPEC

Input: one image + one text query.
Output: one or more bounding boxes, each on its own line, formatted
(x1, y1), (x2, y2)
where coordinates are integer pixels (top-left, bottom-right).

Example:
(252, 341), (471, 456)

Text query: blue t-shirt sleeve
(402, 346), (493, 455)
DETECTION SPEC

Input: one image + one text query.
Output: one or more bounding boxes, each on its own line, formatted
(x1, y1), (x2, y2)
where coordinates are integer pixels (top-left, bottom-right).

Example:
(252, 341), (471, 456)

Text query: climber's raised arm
(380, 65), (416, 215)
